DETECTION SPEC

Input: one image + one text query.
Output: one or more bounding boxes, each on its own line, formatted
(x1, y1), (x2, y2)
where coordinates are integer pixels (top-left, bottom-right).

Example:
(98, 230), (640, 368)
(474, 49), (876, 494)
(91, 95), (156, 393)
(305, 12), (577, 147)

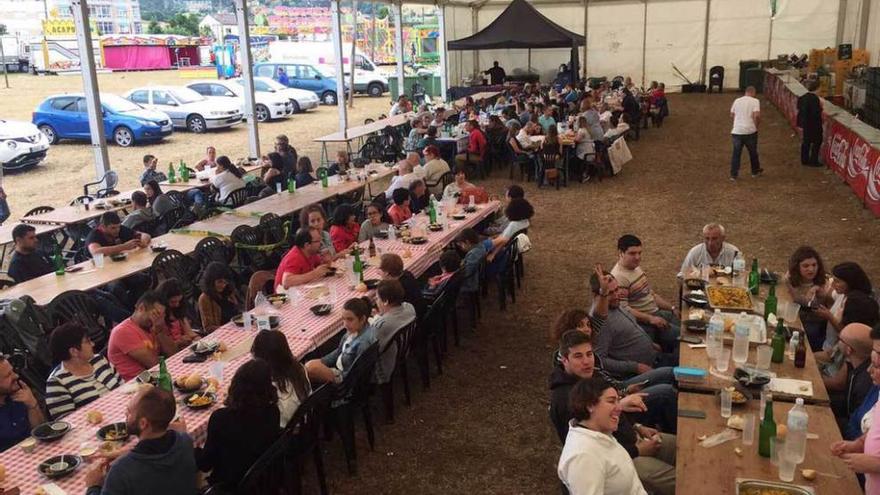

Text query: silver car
(123, 86), (242, 133)
(245, 77), (320, 113)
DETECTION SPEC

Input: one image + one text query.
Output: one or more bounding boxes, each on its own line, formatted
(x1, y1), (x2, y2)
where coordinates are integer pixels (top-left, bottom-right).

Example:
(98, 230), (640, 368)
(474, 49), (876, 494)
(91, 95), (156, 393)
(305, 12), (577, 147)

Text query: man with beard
(0, 355), (45, 451)
(549, 330), (676, 495)
(7, 224), (53, 284)
(85, 387), (196, 495)
(107, 292), (167, 381)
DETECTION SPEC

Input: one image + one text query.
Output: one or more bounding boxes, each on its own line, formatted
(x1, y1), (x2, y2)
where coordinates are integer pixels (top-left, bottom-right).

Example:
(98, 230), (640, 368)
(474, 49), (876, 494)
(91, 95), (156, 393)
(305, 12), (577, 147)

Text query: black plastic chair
(47, 290), (110, 351)
(222, 187), (250, 208)
(205, 429), (291, 495)
(708, 65), (724, 94)
(157, 206), (187, 235)
(24, 206), (54, 217)
(151, 250), (198, 296)
(424, 171), (453, 196)
(83, 171), (118, 198)
(328, 342), (379, 475)
(231, 224), (279, 272)
(23, 206), (67, 256)
(2, 297), (54, 381)
(285, 384), (333, 495)
(195, 236), (234, 271)
(378, 319), (417, 422)
(537, 150), (561, 189)
(165, 189), (188, 208)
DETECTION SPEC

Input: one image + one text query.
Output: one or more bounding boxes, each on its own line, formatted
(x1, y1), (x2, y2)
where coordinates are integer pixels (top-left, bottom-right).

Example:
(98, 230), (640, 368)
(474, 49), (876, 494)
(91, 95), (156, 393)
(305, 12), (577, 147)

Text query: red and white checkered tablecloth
(0, 201), (498, 494)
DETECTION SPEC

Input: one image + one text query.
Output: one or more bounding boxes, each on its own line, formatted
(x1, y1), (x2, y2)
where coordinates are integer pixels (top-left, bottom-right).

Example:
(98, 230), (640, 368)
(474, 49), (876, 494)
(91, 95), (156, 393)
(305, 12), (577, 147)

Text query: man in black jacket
(797, 80), (824, 167)
(549, 330), (676, 495)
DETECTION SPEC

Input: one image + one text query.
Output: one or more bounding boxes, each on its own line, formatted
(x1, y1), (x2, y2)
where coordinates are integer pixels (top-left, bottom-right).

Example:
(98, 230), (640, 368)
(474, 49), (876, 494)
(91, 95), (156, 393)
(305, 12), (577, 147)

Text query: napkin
(40, 483), (67, 495)
(768, 378), (814, 397)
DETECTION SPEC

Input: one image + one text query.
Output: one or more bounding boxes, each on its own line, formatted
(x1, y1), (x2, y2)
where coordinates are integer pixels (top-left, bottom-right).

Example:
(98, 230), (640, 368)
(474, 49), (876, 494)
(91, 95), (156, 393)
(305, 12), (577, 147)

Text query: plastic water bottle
(733, 312), (750, 365)
(732, 252), (746, 287)
(707, 309), (724, 360)
(788, 331), (800, 361)
(785, 398), (808, 464)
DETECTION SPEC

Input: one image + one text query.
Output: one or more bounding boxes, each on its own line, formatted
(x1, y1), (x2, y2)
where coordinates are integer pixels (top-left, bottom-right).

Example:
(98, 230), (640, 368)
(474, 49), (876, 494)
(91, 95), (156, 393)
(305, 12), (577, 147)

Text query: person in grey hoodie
(85, 387), (197, 495)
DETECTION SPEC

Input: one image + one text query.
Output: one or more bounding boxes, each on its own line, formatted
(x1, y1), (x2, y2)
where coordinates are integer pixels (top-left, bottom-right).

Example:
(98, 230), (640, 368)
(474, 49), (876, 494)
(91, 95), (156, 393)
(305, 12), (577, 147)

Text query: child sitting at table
(423, 250), (462, 300)
(387, 188), (413, 226)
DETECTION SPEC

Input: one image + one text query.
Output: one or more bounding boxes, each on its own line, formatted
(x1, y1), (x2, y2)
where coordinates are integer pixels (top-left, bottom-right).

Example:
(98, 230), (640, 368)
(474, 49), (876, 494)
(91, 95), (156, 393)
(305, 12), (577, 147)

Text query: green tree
(199, 25), (214, 39)
(164, 13), (201, 36)
(147, 20), (163, 34)
(376, 5), (389, 19)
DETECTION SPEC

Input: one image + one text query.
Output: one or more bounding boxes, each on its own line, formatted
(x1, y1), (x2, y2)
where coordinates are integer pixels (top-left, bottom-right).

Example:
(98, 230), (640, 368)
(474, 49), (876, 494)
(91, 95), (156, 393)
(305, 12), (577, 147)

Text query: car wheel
(290, 101), (301, 113)
(367, 83), (383, 97)
(38, 124), (58, 144)
(113, 126), (134, 147)
(187, 114), (207, 133)
(255, 104), (270, 122)
(321, 91), (338, 105)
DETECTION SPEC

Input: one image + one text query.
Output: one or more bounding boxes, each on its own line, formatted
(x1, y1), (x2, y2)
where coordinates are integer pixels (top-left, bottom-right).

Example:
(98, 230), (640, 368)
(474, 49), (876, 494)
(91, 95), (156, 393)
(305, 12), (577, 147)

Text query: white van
(268, 41), (388, 97)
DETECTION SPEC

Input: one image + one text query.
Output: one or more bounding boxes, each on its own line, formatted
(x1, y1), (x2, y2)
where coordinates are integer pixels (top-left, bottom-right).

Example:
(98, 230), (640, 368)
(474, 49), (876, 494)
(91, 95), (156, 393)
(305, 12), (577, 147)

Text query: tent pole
(582, 0), (588, 80)
(641, 0), (647, 88)
(234, 0), (260, 161)
(394, 1), (405, 98)
(438, 2), (449, 102)
(472, 6), (479, 78)
(699, 0), (710, 85)
(858, 0), (871, 49)
(71, 0), (111, 183)
(349, 0), (357, 108)
(835, 0), (847, 46)
(331, 0), (348, 136)
(527, 48), (531, 74)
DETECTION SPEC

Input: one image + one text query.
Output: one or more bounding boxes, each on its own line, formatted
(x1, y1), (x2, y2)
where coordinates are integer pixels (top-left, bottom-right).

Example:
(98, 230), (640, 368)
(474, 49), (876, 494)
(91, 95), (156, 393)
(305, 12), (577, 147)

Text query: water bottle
(707, 309), (724, 360)
(733, 312), (750, 365)
(732, 252), (745, 287)
(788, 331), (800, 361)
(785, 398), (808, 464)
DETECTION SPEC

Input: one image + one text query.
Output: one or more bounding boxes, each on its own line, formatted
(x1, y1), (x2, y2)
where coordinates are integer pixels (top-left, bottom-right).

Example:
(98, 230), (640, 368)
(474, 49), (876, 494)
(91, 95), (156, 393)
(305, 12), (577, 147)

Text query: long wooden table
(0, 232), (203, 305)
(158, 163), (264, 190)
(453, 91), (501, 109)
(0, 201), (499, 494)
(20, 190), (136, 226)
(676, 392), (860, 494)
(313, 112), (414, 165)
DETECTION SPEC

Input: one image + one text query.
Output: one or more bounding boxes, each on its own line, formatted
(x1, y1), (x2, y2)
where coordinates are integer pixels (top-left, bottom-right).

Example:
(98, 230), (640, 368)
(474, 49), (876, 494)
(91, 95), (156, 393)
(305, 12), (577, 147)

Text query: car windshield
(258, 78), (285, 91)
(102, 94), (142, 113)
(169, 87), (205, 104)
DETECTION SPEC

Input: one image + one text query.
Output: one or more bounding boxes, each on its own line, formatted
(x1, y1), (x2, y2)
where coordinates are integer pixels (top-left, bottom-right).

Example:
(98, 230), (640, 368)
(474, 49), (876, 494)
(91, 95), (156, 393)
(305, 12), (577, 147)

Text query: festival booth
(765, 69), (880, 217)
(101, 35), (203, 70)
(446, 0), (584, 100)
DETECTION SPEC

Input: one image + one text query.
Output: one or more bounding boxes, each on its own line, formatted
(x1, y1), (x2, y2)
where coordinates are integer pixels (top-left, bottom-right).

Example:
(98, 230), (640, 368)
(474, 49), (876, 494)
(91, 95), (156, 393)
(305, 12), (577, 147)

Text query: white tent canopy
(441, 0), (880, 90)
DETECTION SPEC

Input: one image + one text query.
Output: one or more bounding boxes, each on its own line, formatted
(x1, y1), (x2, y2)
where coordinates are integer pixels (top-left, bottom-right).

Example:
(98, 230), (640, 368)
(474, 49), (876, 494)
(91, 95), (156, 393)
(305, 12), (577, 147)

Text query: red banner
(826, 119), (853, 181)
(866, 155), (880, 216)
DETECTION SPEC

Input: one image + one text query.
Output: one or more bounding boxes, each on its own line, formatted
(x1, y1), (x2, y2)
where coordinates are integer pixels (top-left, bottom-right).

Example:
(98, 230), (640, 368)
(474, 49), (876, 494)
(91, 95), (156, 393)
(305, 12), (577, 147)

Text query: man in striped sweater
(45, 323), (122, 419)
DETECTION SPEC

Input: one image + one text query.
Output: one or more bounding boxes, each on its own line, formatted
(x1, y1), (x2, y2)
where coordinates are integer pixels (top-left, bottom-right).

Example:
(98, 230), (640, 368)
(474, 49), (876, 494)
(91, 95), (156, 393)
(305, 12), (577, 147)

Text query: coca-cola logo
(829, 132), (850, 171)
(848, 141), (870, 180)
(867, 155), (880, 202)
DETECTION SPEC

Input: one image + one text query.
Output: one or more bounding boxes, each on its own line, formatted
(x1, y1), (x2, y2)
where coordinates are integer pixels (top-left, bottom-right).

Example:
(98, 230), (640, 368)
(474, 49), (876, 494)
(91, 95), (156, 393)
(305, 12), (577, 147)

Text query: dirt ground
(307, 92), (880, 494)
(0, 71), (390, 216)
(6, 72), (880, 493)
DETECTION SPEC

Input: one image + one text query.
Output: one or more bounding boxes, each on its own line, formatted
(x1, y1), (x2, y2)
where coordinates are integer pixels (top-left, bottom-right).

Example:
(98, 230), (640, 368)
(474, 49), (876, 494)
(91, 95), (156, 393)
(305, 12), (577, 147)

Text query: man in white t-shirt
(729, 86), (763, 181)
(677, 223), (740, 277)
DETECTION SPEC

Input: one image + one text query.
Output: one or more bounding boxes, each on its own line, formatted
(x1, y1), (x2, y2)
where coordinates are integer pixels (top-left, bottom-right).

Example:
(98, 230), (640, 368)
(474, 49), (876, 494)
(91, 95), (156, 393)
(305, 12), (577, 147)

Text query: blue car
(253, 62), (348, 105)
(32, 93), (173, 147)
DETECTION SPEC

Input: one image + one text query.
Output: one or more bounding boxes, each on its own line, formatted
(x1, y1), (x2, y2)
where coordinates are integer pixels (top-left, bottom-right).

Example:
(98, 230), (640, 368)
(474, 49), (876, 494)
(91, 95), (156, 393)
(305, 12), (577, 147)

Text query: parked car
(123, 86), (242, 133)
(252, 62), (348, 105)
(32, 93), (173, 147)
(238, 77), (320, 113)
(185, 79), (292, 122)
(0, 119), (49, 171)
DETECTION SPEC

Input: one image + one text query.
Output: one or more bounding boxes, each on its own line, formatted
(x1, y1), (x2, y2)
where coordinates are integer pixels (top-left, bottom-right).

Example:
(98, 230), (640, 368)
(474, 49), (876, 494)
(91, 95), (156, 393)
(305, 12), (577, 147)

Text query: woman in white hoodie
(558, 376), (648, 495)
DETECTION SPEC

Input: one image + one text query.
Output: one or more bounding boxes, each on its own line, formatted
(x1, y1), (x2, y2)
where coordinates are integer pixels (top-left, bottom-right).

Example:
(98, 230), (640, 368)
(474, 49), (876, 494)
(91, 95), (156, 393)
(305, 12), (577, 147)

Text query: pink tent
(101, 35), (202, 70)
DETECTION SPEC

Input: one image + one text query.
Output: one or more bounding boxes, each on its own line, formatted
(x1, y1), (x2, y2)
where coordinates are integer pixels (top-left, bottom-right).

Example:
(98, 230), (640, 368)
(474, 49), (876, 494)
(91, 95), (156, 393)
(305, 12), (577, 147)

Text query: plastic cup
(742, 413), (756, 445)
(208, 360), (226, 384)
(757, 345), (773, 370)
(716, 348), (731, 373)
(92, 253), (104, 268)
(771, 437), (786, 466)
(720, 388), (732, 418)
(778, 450), (797, 482)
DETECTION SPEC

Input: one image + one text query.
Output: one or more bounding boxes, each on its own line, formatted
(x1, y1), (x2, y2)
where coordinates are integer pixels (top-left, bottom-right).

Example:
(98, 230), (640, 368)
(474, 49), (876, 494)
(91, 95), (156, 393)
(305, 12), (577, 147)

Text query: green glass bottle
(758, 395), (776, 458)
(158, 356), (172, 393)
(53, 243), (65, 276)
(748, 258), (760, 295)
(287, 177), (295, 193)
(353, 247), (363, 282)
(319, 168), (328, 188)
(764, 283), (778, 320)
(771, 318), (786, 364)
(428, 197), (437, 224)
(167, 162), (176, 183)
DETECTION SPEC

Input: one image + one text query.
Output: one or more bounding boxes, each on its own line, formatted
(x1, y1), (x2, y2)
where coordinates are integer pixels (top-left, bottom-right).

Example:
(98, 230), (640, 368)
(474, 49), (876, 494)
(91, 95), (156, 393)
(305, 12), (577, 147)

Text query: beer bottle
(158, 356), (173, 393)
(771, 319), (786, 364)
(748, 258), (760, 295)
(53, 243), (65, 276)
(368, 237), (376, 258)
(758, 394), (776, 457)
(764, 283), (778, 321)
(167, 162), (176, 183)
(794, 331), (806, 368)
